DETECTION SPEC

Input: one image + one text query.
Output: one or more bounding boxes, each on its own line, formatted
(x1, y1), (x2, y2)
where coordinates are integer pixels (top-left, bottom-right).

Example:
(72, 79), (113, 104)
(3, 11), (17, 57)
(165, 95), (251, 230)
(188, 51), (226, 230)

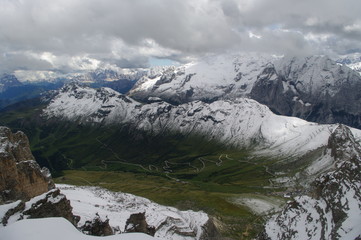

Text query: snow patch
(0, 218), (159, 240)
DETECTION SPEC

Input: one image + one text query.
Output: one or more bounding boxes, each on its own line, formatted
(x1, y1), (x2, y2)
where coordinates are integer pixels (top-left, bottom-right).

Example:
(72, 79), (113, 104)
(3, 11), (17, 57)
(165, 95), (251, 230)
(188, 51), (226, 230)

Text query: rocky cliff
(0, 126), (54, 202)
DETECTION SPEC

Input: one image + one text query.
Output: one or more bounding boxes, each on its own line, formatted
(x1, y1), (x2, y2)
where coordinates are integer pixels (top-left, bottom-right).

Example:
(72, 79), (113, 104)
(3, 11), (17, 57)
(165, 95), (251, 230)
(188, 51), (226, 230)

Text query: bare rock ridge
(0, 126), (54, 202)
(262, 124), (361, 240)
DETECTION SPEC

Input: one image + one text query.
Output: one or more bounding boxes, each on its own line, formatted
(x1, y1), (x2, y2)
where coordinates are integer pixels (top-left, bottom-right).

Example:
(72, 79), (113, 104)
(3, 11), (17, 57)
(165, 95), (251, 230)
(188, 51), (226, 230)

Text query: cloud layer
(0, 0), (360, 76)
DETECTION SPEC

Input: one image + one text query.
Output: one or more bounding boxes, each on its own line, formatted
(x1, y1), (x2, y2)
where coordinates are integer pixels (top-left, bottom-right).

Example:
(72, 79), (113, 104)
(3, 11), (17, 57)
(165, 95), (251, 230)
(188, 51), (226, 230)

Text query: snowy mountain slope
(262, 125), (361, 240)
(58, 184), (209, 240)
(43, 84), (361, 157)
(130, 54), (360, 103)
(129, 53), (278, 103)
(69, 68), (147, 83)
(129, 53), (361, 129)
(43, 84), (140, 124)
(0, 218), (159, 240)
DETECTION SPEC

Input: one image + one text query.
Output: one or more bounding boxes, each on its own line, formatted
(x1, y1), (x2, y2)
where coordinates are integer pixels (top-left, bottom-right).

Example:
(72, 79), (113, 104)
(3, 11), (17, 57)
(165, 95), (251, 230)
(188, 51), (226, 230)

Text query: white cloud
(248, 32), (262, 39)
(0, 0), (360, 75)
(344, 23), (361, 33)
(14, 70), (58, 82)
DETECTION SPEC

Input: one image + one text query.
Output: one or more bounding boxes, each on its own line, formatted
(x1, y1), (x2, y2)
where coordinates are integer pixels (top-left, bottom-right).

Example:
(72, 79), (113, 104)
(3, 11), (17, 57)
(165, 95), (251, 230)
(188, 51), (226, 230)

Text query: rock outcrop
(0, 126), (54, 202)
(199, 217), (223, 240)
(81, 213), (113, 236)
(124, 212), (155, 236)
(1, 188), (79, 227)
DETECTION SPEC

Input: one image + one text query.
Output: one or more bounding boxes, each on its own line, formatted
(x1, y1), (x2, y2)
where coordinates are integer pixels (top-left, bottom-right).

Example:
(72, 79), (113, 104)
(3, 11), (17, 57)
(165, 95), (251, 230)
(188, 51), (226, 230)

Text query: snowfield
(0, 217), (159, 240)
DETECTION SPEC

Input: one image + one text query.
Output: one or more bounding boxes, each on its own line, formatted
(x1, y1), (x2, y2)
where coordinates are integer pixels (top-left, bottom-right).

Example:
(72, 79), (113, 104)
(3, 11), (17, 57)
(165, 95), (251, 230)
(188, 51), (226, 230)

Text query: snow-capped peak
(336, 53), (361, 74)
(129, 53), (279, 103)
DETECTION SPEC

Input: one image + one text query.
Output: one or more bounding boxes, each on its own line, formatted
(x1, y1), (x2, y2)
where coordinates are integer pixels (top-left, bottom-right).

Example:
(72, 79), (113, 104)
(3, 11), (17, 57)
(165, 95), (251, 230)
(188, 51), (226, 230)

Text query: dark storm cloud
(0, 0), (359, 74)
(0, 0), (239, 54)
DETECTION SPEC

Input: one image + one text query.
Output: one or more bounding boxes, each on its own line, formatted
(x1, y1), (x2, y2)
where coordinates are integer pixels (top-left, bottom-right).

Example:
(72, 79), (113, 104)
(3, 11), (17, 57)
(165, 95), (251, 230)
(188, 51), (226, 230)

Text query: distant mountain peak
(336, 53), (361, 73)
(0, 74), (22, 93)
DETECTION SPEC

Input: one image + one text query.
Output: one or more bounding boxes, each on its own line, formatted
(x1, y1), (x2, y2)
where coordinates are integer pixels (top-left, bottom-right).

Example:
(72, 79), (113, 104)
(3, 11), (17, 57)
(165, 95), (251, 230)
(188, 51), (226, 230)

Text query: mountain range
(0, 68), (146, 110)
(129, 54), (361, 129)
(1, 81), (357, 239)
(3, 53), (361, 129)
(1, 52), (361, 239)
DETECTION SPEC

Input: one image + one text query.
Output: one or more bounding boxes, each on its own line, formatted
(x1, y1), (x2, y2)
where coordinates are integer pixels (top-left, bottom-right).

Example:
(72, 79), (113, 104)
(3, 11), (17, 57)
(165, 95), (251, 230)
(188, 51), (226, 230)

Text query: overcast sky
(0, 0), (360, 76)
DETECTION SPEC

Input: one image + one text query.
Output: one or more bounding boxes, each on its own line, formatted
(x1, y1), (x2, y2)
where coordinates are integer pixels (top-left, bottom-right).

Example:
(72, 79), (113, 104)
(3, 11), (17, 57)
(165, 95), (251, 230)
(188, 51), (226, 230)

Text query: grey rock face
(251, 56), (361, 129)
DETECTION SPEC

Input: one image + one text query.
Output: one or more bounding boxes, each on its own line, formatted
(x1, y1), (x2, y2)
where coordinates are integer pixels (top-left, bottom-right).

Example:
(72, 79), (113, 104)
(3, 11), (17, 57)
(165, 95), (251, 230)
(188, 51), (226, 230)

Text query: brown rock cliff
(0, 126), (54, 202)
